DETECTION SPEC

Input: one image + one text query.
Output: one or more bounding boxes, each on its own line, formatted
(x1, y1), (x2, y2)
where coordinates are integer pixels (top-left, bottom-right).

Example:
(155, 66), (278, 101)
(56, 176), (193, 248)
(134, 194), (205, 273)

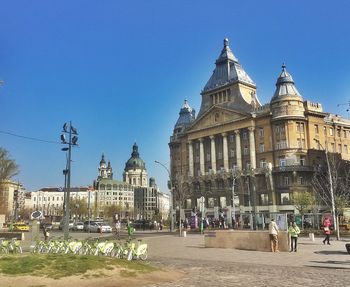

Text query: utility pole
(60, 122), (78, 240)
(231, 169), (238, 229)
(155, 160), (174, 232)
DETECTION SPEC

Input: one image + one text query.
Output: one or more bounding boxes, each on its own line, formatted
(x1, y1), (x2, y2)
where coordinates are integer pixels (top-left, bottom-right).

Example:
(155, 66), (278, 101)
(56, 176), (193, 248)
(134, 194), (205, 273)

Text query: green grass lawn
(0, 254), (158, 279)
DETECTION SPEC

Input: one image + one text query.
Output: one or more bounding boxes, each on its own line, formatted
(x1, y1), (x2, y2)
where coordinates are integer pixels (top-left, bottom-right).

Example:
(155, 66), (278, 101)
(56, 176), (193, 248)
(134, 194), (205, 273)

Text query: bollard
(309, 233), (315, 241)
(183, 231), (187, 237)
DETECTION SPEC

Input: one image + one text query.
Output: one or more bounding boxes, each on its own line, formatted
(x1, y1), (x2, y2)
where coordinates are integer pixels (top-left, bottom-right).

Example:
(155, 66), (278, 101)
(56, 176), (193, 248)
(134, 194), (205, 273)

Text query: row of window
(100, 191), (133, 196)
(33, 203), (62, 209)
(99, 197), (133, 201)
(315, 124), (349, 138)
(185, 193), (295, 208)
(33, 196), (64, 202)
(99, 184), (132, 191)
(211, 89), (231, 105)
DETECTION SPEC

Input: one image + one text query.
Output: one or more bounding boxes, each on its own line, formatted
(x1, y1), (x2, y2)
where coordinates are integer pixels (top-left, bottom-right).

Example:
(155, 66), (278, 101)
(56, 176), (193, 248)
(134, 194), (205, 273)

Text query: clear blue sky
(1, 0), (350, 193)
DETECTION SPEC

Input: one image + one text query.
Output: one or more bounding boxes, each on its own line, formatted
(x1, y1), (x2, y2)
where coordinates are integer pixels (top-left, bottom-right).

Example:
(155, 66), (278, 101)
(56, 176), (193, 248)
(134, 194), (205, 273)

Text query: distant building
(93, 154), (134, 218)
(0, 180), (25, 221)
(30, 186), (94, 218)
(123, 143), (170, 220)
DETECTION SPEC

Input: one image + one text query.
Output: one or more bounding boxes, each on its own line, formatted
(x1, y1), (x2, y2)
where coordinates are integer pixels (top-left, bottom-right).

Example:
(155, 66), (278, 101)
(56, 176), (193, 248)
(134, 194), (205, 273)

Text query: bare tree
(103, 203), (123, 220)
(172, 173), (193, 235)
(312, 153), (350, 239)
(291, 192), (316, 216)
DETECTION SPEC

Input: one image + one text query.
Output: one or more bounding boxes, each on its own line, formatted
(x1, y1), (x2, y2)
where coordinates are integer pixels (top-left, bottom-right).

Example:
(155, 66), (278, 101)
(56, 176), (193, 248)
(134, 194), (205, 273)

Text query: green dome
(124, 143), (146, 171)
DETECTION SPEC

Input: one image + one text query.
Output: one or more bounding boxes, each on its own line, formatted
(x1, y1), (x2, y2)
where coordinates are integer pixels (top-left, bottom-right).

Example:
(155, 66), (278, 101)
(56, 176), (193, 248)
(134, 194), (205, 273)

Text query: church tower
(123, 143), (148, 187)
(97, 153), (113, 180)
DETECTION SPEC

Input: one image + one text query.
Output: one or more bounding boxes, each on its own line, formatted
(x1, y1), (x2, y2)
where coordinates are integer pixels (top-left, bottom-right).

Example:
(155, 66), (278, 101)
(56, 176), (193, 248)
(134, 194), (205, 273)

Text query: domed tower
(98, 154), (113, 179)
(173, 100), (195, 137)
(123, 143), (148, 187)
(270, 64), (305, 119)
(197, 38), (261, 118)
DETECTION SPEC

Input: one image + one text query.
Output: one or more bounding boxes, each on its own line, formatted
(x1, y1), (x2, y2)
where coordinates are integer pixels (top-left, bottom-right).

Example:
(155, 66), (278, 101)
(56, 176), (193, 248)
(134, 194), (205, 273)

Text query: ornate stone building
(94, 154), (134, 217)
(169, 39), (350, 222)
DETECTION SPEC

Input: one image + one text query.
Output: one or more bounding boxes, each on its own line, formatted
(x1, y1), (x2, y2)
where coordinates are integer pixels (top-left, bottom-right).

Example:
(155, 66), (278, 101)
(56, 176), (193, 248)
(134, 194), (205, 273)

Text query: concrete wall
(205, 230), (289, 252)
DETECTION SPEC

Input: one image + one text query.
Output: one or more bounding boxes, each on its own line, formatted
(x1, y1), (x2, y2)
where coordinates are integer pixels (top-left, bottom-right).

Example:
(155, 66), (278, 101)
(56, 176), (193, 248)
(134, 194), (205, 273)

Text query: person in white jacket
(268, 218), (279, 252)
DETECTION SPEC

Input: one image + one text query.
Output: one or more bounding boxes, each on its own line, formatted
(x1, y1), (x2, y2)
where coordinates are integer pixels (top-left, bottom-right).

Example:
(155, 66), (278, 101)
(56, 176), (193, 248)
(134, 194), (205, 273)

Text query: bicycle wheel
(0, 246), (8, 254)
(139, 249), (148, 261)
(126, 250), (133, 261)
(31, 245), (39, 254)
(15, 246), (23, 254)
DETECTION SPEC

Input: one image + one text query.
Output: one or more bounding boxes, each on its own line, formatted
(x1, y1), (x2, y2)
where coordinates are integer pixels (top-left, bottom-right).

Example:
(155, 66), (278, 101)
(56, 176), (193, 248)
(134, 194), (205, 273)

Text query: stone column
(249, 127), (256, 169)
(199, 138), (205, 175)
(188, 140), (194, 177)
(210, 136), (216, 172)
(235, 130), (242, 170)
(222, 133), (229, 171)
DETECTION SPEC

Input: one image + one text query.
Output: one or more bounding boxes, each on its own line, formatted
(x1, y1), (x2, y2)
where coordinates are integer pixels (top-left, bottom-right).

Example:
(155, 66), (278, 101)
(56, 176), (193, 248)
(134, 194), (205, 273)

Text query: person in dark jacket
(43, 225), (49, 241)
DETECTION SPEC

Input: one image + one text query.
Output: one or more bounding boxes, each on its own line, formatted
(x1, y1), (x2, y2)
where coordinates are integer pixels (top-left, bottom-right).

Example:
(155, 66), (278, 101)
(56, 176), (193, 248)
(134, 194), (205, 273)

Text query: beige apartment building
(169, 39), (350, 222)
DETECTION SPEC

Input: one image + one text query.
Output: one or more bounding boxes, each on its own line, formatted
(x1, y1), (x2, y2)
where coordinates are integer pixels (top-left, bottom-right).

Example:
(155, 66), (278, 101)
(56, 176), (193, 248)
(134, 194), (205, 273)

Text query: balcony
(273, 165), (313, 173)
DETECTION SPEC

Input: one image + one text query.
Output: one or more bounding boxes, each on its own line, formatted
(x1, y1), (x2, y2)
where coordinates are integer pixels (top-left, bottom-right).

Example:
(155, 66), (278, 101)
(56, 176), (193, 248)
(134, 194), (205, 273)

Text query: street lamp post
(314, 139), (337, 235)
(60, 121), (78, 240)
(154, 160), (174, 232)
(231, 169), (238, 229)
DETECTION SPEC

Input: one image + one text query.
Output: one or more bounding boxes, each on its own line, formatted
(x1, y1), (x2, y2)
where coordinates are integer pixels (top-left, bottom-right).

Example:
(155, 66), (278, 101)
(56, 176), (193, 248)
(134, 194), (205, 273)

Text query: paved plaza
(143, 233), (350, 287)
(21, 231), (350, 286)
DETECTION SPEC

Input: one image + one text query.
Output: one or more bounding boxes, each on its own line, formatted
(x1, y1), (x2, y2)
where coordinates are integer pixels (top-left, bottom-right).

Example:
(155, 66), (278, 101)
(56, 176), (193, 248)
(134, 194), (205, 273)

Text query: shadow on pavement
(314, 250), (349, 255)
(304, 265), (350, 270)
(309, 259), (350, 265)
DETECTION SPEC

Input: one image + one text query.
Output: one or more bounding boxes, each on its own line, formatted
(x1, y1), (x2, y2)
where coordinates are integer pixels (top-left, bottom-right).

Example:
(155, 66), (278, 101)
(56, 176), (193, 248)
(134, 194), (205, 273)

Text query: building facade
(94, 154), (134, 217)
(169, 39), (350, 221)
(0, 180), (25, 221)
(30, 187), (94, 218)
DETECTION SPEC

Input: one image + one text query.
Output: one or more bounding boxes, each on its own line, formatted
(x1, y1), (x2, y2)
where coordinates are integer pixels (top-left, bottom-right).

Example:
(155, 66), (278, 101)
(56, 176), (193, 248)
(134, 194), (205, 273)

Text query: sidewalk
(144, 234), (350, 270)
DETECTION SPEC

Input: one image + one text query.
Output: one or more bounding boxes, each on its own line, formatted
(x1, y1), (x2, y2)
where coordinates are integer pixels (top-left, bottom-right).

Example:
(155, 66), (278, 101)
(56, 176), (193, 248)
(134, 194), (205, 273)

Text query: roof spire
(282, 62), (286, 71)
(271, 63), (302, 102)
(224, 38), (229, 47)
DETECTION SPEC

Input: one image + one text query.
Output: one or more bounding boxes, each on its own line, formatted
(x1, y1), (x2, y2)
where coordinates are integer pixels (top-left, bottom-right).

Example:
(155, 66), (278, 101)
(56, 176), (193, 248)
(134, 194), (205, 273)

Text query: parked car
(83, 220), (97, 232)
(132, 220), (154, 230)
(59, 220), (74, 230)
(73, 221), (84, 231)
(86, 221), (100, 233)
(13, 222), (29, 232)
(98, 222), (113, 233)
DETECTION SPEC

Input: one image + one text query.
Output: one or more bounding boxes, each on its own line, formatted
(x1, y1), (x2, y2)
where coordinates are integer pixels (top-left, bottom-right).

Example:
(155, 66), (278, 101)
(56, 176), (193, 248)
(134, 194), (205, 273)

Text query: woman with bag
(322, 218), (331, 245)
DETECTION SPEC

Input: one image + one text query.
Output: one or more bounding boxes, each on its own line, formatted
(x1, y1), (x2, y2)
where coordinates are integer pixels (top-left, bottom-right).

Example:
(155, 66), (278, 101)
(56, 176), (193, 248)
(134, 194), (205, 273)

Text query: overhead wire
(0, 130), (60, 144)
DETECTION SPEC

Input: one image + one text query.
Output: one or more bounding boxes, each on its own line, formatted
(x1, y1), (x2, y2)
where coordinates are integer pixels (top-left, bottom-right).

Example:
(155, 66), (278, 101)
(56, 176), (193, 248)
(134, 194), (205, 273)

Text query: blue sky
(1, 0), (350, 193)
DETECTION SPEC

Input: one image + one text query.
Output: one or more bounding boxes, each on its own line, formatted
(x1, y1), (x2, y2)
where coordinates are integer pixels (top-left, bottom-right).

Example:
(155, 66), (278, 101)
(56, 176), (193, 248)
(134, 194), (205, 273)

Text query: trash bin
(309, 233), (315, 241)
(183, 231), (187, 237)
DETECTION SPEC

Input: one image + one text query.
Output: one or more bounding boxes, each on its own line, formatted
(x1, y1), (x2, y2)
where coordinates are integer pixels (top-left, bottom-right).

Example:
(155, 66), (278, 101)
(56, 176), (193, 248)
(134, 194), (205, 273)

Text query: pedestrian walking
(288, 221), (300, 252)
(43, 225), (49, 241)
(200, 218), (204, 234)
(115, 220), (121, 238)
(322, 218), (331, 245)
(268, 218), (279, 252)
